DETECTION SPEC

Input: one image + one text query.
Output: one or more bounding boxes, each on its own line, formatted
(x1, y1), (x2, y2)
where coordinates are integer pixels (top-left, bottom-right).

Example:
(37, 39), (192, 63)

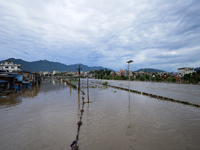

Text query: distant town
(0, 60), (200, 95)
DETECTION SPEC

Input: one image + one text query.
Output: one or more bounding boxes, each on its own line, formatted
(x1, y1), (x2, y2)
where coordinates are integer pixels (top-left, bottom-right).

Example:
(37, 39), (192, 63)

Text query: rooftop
(0, 79), (9, 83)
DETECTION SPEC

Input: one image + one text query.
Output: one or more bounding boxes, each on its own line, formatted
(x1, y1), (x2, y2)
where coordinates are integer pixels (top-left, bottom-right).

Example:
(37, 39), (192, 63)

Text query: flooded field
(0, 80), (200, 150)
(91, 79), (200, 105)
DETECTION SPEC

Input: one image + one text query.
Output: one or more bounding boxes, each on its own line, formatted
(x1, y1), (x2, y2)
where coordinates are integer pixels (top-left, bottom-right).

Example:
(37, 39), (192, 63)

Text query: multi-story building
(0, 60), (21, 72)
(178, 67), (194, 77)
(119, 69), (123, 76)
(53, 70), (59, 75)
(124, 69), (128, 77)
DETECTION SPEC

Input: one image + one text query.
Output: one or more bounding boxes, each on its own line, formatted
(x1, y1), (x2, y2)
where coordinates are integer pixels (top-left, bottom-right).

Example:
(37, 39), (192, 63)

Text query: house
(0, 75), (15, 89)
(0, 80), (9, 93)
(0, 60), (21, 72)
(53, 70), (59, 75)
(119, 70), (123, 76)
(178, 67), (194, 77)
(124, 69), (128, 77)
(7, 73), (23, 82)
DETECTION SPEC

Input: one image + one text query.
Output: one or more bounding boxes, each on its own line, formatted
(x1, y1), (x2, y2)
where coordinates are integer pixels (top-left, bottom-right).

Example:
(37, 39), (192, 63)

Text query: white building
(43, 71), (51, 75)
(0, 60), (21, 72)
(178, 67), (194, 77)
(53, 70), (59, 75)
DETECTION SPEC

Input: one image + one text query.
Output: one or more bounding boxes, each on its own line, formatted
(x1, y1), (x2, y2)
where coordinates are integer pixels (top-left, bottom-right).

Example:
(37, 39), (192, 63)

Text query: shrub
(156, 78), (163, 81)
(113, 76), (120, 80)
(166, 77), (171, 82)
(140, 76), (145, 81)
(171, 77), (176, 82)
(103, 76), (111, 80)
(194, 76), (200, 82)
(102, 81), (108, 85)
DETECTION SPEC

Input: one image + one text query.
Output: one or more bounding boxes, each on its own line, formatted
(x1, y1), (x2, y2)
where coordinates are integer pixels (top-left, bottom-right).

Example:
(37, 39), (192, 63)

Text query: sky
(0, 0), (200, 72)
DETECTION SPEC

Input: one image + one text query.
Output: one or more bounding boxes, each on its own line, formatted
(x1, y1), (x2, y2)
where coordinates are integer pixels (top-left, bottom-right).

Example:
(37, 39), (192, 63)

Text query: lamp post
(127, 60), (133, 95)
(94, 69), (96, 79)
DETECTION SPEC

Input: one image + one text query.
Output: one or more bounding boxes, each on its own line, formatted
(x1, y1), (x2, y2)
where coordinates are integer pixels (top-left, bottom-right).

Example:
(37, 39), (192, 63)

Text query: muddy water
(91, 79), (200, 105)
(0, 80), (200, 150)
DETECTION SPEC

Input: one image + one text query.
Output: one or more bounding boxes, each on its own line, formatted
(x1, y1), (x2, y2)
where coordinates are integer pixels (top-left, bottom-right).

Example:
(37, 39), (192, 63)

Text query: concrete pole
(94, 69), (95, 79)
(127, 60), (133, 98)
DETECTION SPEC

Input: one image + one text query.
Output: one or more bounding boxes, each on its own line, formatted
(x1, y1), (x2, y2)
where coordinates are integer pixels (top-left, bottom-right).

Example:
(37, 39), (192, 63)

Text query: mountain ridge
(0, 58), (112, 72)
(136, 68), (166, 73)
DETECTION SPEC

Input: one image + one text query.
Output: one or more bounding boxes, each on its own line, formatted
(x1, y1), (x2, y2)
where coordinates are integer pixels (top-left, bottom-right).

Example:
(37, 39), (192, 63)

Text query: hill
(0, 58), (112, 72)
(136, 68), (165, 73)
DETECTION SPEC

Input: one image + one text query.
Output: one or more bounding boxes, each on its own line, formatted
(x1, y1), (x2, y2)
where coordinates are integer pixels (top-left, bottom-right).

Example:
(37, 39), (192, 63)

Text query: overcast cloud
(0, 0), (200, 71)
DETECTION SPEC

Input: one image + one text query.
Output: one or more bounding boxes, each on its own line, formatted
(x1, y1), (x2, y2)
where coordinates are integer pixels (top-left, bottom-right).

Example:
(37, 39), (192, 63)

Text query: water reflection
(39, 81), (67, 93)
(0, 95), (22, 108)
(0, 81), (68, 108)
(126, 93), (137, 148)
(78, 93), (80, 110)
(22, 84), (41, 98)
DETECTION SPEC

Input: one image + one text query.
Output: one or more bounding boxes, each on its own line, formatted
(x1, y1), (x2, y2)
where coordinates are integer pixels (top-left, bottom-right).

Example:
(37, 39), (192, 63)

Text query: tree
(171, 77), (176, 82)
(192, 72), (196, 76)
(194, 76), (200, 82)
(183, 74), (191, 81)
(144, 75), (149, 80)
(196, 70), (200, 74)
(166, 77), (171, 82)
(140, 76), (145, 81)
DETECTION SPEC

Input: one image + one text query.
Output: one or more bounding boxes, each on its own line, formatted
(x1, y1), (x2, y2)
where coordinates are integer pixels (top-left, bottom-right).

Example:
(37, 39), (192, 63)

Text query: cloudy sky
(0, 0), (200, 72)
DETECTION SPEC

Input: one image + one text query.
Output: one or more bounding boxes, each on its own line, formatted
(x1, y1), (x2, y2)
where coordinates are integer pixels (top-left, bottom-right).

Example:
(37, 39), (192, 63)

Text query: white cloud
(0, 0), (200, 71)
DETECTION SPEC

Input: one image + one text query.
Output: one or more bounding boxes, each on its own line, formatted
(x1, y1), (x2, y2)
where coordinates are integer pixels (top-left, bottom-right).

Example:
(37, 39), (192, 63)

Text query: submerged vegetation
(102, 81), (108, 85)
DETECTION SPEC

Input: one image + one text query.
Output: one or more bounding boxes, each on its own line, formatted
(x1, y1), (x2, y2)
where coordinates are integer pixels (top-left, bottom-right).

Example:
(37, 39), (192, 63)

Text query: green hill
(136, 68), (165, 73)
(0, 58), (112, 72)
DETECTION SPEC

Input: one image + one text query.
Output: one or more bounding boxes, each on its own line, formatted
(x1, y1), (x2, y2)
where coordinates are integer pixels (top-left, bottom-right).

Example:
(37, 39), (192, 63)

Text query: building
(124, 69), (128, 77)
(0, 60), (21, 72)
(119, 70), (123, 76)
(43, 71), (51, 75)
(7, 73), (23, 82)
(53, 70), (59, 75)
(0, 75), (15, 88)
(178, 67), (194, 77)
(0, 80), (9, 93)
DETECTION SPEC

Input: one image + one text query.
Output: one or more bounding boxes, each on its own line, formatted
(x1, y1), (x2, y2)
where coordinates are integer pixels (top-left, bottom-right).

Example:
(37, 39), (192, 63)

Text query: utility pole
(127, 60), (133, 97)
(77, 65), (82, 93)
(94, 69), (96, 79)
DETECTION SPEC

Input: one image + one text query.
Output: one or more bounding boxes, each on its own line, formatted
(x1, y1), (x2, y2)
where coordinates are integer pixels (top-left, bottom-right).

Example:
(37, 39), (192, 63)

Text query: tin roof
(0, 79), (8, 83)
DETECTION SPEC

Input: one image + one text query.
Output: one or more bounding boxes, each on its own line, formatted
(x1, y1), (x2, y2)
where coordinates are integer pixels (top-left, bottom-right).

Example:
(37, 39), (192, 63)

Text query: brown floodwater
(0, 80), (200, 150)
(91, 79), (200, 105)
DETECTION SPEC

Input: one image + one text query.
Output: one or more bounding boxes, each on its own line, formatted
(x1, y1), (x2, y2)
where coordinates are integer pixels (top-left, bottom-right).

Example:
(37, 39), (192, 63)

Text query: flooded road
(0, 80), (200, 150)
(91, 79), (200, 105)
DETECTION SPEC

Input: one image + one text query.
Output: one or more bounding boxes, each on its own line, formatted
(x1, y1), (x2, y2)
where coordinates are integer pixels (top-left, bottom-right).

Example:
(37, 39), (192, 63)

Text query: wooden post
(77, 65), (82, 93)
(87, 76), (89, 103)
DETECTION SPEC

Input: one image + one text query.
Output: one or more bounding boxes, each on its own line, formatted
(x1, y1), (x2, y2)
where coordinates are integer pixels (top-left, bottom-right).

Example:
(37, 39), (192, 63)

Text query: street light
(94, 69), (96, 79)
(127, 60), (133, 95)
